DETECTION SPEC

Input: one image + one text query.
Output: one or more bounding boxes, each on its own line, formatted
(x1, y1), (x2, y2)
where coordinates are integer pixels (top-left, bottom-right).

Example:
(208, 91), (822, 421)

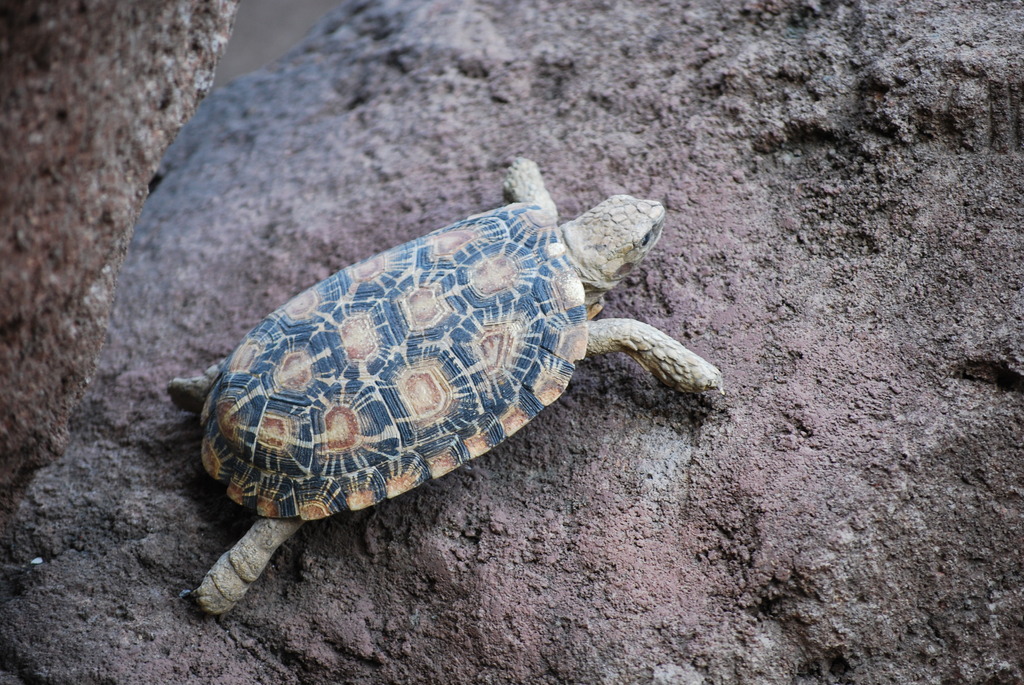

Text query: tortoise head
(558, 195), (666, 311)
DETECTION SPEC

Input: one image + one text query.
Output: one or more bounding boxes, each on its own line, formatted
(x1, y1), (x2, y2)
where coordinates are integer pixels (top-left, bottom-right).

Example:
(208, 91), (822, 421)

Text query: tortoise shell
(200, 204), (589, 520)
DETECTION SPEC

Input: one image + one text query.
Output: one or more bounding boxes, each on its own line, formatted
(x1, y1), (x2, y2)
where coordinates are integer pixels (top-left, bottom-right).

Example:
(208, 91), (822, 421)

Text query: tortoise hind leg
(502, 157), (558, 222)
(193, 517), (305, 615)
(585, 318), (723, 394)
(167, 363), (221, 414)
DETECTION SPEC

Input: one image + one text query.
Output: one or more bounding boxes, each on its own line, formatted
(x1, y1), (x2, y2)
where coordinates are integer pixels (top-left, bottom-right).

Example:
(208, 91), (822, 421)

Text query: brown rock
(2, 1), (1022, 682)
(0, 1), (238, 527)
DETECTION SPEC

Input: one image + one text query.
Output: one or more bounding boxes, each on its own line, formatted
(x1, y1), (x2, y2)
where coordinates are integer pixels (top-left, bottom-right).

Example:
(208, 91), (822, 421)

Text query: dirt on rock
(2, 1), (1023, 683)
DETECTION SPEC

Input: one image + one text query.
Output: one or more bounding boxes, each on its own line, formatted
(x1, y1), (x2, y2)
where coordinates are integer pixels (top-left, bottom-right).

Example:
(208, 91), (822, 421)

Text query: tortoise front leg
(167, 363), (221, 414)
(193, 516), (305, 615)
(585, 318), (722, 393)
(502, 157), (558, 221)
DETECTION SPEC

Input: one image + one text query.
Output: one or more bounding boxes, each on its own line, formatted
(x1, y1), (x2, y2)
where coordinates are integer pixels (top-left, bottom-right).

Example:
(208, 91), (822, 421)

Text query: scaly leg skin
(502, 157), (558, 222)
(193, 517), (305, 615)
(586, 318), (723, 394)
(167, 363), (221, 414)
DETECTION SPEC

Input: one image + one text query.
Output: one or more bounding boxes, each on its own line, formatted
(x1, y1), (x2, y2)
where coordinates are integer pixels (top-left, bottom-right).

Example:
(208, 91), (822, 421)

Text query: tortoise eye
(639, 229), (655, 247)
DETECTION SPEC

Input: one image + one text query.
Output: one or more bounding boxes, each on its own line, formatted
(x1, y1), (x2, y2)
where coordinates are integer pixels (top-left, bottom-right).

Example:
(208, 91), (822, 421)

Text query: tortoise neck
(556, 222), (620, 310)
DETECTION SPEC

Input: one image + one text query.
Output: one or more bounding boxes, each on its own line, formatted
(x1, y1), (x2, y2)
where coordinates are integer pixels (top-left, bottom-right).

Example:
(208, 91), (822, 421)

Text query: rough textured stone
(0, 1), (239, 527)
(2, 0), (1023, 682)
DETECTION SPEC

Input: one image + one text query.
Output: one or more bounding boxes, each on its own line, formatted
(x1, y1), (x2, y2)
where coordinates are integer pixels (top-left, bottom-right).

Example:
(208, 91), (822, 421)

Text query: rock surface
(2, 0), (1023, 683)
(0, 0), (239, 527)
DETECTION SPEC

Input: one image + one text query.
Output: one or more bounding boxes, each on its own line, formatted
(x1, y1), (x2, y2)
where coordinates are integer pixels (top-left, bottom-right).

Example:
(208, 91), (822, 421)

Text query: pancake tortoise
(169, 158), (722, 615)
